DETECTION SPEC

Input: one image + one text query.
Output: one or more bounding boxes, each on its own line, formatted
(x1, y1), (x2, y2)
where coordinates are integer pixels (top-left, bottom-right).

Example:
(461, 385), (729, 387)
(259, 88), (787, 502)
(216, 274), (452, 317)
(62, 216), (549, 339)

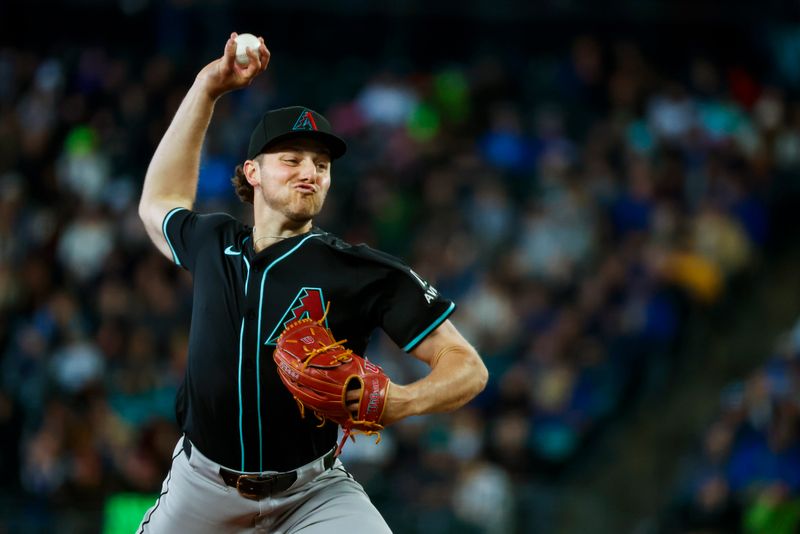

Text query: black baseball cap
(247, 106), (347, 160)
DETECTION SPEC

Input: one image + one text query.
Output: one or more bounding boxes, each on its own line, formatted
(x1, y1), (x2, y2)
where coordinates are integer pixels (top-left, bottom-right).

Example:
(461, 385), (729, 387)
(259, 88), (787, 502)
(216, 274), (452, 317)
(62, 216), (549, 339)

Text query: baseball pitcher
(136, 32), (488, 533)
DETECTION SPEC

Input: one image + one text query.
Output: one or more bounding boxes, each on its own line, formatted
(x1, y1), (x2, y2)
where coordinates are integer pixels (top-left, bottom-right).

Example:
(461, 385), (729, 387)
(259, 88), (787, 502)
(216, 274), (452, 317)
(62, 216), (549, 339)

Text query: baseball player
(136, 32), (488, 533)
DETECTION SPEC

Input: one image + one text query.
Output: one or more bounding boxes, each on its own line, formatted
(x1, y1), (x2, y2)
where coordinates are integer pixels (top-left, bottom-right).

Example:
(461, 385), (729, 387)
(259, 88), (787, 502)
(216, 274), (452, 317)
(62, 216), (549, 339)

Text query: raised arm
(138, 32), (270, 259)
(378, 320), (488, 425)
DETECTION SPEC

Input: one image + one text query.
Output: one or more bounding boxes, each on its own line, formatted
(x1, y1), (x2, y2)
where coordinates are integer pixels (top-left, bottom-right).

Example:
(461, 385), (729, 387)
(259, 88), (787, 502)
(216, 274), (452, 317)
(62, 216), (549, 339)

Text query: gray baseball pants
(137, 435), (392, 533)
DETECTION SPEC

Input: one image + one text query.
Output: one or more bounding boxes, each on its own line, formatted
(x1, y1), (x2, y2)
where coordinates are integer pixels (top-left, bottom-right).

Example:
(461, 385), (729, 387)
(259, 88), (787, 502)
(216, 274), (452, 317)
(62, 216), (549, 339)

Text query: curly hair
(231, 161), (255, 204)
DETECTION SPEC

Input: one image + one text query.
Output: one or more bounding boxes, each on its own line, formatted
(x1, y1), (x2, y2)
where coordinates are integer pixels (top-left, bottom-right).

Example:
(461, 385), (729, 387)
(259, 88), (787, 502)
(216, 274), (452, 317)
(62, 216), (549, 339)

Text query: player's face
(255, 138), (332, 222)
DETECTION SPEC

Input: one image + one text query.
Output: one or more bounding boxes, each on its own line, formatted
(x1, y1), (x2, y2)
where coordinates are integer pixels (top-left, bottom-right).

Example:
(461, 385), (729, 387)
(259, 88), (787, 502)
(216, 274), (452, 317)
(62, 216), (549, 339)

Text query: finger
(226, 33), (237, 53)
(345, 390), (361, 402)
(245, 46), (261, 71)
(222, 34), (237, 68)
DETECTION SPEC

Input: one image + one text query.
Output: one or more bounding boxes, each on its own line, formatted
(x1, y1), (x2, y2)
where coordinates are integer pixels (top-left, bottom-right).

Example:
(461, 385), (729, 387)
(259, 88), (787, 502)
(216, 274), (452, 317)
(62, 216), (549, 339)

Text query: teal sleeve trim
(162, 207), (187, 267)
(402, 302), (456, 352)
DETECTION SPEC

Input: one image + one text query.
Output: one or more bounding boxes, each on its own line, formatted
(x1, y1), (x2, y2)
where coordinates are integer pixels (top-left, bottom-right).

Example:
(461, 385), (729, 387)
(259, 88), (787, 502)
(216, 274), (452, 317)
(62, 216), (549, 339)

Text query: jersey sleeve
(161, 207), (236, 272)
(370, 265), (456, 353)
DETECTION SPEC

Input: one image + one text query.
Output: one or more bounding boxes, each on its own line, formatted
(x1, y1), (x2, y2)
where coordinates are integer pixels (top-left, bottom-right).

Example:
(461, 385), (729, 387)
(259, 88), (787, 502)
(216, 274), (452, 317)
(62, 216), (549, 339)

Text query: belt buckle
(236, 474), (271, 500)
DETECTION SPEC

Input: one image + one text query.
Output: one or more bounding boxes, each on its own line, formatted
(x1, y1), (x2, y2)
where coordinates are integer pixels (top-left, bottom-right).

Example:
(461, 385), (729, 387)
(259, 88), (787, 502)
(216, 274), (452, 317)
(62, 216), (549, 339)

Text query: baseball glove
(273, 310), (390, 456)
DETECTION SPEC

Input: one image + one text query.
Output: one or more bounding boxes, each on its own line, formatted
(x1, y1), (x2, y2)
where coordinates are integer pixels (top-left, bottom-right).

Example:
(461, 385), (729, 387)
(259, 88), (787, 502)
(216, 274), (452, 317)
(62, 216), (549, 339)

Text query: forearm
(139, 80), (216, 212)
(137, 33), (269, 261)
(385, 345), (488, 424)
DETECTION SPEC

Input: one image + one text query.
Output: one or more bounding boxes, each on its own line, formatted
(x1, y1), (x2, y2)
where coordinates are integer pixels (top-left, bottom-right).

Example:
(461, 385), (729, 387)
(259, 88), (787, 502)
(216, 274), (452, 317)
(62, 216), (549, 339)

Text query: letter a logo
(265, 287), (327, 345)
(292, 109), (318, 131)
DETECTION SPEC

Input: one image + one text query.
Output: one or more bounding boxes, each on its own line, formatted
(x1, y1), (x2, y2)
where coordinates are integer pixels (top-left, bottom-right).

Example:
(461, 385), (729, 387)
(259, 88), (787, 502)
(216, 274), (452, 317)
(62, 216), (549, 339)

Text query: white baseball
(235, 33), (261, 66)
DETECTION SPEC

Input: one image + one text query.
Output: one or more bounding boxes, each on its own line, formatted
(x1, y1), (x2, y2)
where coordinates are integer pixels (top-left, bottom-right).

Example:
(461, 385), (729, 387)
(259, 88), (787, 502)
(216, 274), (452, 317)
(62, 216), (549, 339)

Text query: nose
(297, 158), (317, 182)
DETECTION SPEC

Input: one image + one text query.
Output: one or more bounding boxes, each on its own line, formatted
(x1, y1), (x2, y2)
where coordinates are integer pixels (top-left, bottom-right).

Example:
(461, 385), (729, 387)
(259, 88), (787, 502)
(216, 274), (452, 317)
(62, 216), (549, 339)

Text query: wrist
(382, 382), (415, 426)
(192, 63), (231, 102)
(193, 76), (224, 102)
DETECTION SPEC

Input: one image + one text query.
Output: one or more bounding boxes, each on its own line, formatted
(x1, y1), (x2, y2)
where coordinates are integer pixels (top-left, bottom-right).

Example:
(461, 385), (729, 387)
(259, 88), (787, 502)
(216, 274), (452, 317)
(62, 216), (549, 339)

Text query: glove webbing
(282, 301), (386, 457)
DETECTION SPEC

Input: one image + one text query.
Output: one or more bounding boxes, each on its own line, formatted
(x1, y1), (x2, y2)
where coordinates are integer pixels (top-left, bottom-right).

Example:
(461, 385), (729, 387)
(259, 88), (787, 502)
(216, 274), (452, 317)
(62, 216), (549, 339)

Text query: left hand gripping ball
(235, 33), (261, 66)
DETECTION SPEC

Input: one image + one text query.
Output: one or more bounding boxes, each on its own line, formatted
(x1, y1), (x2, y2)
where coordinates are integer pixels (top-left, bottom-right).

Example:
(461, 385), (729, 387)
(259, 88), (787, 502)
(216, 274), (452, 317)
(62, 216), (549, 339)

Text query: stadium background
(1, 0), (800, 532)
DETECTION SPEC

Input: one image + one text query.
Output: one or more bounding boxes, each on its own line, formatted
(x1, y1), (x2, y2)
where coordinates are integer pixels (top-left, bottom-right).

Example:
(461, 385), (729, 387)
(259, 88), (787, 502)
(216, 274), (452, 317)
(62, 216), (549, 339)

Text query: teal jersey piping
(237, 237), (253, 470)
(242, 255), (251, 295)
(162, 207), (187, 267)
(402, 301), (456, 352)
(237, 317), (246, 471)
(254, 233), (320, 471)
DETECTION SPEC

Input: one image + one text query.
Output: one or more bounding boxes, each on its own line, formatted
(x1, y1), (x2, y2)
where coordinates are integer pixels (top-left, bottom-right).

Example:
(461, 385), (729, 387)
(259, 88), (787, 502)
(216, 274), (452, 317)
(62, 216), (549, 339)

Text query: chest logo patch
(264, 287), (328, 345)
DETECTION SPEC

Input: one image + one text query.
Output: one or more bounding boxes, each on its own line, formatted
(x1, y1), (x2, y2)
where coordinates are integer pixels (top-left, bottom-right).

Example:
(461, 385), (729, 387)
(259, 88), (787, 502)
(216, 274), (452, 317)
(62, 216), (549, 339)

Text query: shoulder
(166, 209), (250, 249)
(169, 209), (246, 233)
(193, 210), (245, 230)
(308, 230), (440, 297)
(160, 209), (248, 270)
(309, 230), (410, 272)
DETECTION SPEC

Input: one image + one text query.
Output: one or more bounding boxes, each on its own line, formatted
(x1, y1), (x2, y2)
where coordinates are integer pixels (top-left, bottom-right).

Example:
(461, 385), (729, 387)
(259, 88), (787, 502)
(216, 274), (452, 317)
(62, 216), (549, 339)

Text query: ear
(243, 158), (261, 187)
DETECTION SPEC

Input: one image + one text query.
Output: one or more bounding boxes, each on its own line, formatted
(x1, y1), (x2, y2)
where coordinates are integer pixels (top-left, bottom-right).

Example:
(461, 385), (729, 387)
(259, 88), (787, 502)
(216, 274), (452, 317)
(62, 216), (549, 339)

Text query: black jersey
(162, 207), (455, 472)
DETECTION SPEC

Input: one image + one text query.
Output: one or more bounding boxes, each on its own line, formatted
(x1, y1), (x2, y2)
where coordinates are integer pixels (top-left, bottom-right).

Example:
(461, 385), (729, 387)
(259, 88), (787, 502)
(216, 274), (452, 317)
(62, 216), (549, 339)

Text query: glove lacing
(282, 302), (385, 457)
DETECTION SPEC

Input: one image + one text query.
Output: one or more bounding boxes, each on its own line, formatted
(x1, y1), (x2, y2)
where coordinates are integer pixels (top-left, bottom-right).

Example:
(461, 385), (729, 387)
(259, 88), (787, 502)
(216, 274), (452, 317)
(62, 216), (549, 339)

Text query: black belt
(182, 438), (335, 500)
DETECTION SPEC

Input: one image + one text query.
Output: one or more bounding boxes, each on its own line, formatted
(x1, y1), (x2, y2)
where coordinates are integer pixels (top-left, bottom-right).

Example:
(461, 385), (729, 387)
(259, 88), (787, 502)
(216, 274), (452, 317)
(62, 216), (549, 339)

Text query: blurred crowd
(664, 318), (800, 534)
(0, 26), (798, 533)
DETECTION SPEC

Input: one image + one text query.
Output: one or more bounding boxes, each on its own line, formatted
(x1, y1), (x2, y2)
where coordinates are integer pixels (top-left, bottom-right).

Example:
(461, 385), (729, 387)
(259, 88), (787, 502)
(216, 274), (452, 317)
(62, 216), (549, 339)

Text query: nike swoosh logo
(224, 246), (242, 256)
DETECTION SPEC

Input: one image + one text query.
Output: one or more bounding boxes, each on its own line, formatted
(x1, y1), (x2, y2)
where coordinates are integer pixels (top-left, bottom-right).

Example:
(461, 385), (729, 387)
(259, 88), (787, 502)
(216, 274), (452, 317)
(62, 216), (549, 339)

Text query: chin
(292, 198), (324, 219)
(266, 192), (326, 222)
(286, 206), (321, 222)
(286, 214), (315, 224)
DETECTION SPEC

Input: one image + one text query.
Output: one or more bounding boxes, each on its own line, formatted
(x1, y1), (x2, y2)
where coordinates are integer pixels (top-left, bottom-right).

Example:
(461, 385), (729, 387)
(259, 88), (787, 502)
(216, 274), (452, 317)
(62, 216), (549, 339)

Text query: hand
(345, 387), (361, 419)
(196, 32), (270, 100)
(346, 382), (407, 426)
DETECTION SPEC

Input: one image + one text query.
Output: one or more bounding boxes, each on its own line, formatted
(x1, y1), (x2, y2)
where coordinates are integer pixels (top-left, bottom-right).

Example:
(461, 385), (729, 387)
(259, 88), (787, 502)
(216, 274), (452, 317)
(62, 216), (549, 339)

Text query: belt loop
(323, 447), (335, 470)
(183, 437), (192, 460)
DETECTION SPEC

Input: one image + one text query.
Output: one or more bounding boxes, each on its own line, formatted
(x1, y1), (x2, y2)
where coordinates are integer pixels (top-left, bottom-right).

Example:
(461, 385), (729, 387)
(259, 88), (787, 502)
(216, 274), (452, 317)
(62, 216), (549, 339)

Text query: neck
(252, 219), (313, 252)
(251, 192), (316, 252)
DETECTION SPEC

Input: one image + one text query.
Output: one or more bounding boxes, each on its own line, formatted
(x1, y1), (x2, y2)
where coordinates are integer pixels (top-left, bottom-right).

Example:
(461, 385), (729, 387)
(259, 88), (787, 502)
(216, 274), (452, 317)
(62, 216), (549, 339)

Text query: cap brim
(250, 131), (347, 160)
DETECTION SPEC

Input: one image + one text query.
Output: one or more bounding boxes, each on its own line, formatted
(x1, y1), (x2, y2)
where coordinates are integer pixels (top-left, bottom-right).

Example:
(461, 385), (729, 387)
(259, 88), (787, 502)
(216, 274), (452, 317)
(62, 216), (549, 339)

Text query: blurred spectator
(665, 317), (800, 534)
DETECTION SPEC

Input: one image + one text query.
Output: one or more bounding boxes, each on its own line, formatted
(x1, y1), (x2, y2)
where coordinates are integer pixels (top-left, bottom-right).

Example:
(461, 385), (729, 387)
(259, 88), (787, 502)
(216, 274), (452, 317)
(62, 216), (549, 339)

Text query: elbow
(474, 356), (489, 395)
(137, 188), (154, 223)
(464, 349), (488, 399)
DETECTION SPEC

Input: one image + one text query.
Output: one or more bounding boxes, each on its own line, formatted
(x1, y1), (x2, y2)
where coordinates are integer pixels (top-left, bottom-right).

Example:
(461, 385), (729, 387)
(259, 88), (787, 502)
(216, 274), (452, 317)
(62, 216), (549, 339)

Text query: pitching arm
(138, 32), (269, 260)
(351, 320), (488, 425)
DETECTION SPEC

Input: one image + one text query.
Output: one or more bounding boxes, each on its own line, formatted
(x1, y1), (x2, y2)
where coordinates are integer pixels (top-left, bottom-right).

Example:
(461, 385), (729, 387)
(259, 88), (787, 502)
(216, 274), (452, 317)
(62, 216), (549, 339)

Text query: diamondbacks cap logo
(292, 109), (318, 131)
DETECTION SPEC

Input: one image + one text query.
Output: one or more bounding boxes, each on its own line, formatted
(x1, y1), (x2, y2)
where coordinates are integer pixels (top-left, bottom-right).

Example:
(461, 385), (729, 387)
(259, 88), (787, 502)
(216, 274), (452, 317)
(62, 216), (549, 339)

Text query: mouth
(293, 184), (317, 194)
